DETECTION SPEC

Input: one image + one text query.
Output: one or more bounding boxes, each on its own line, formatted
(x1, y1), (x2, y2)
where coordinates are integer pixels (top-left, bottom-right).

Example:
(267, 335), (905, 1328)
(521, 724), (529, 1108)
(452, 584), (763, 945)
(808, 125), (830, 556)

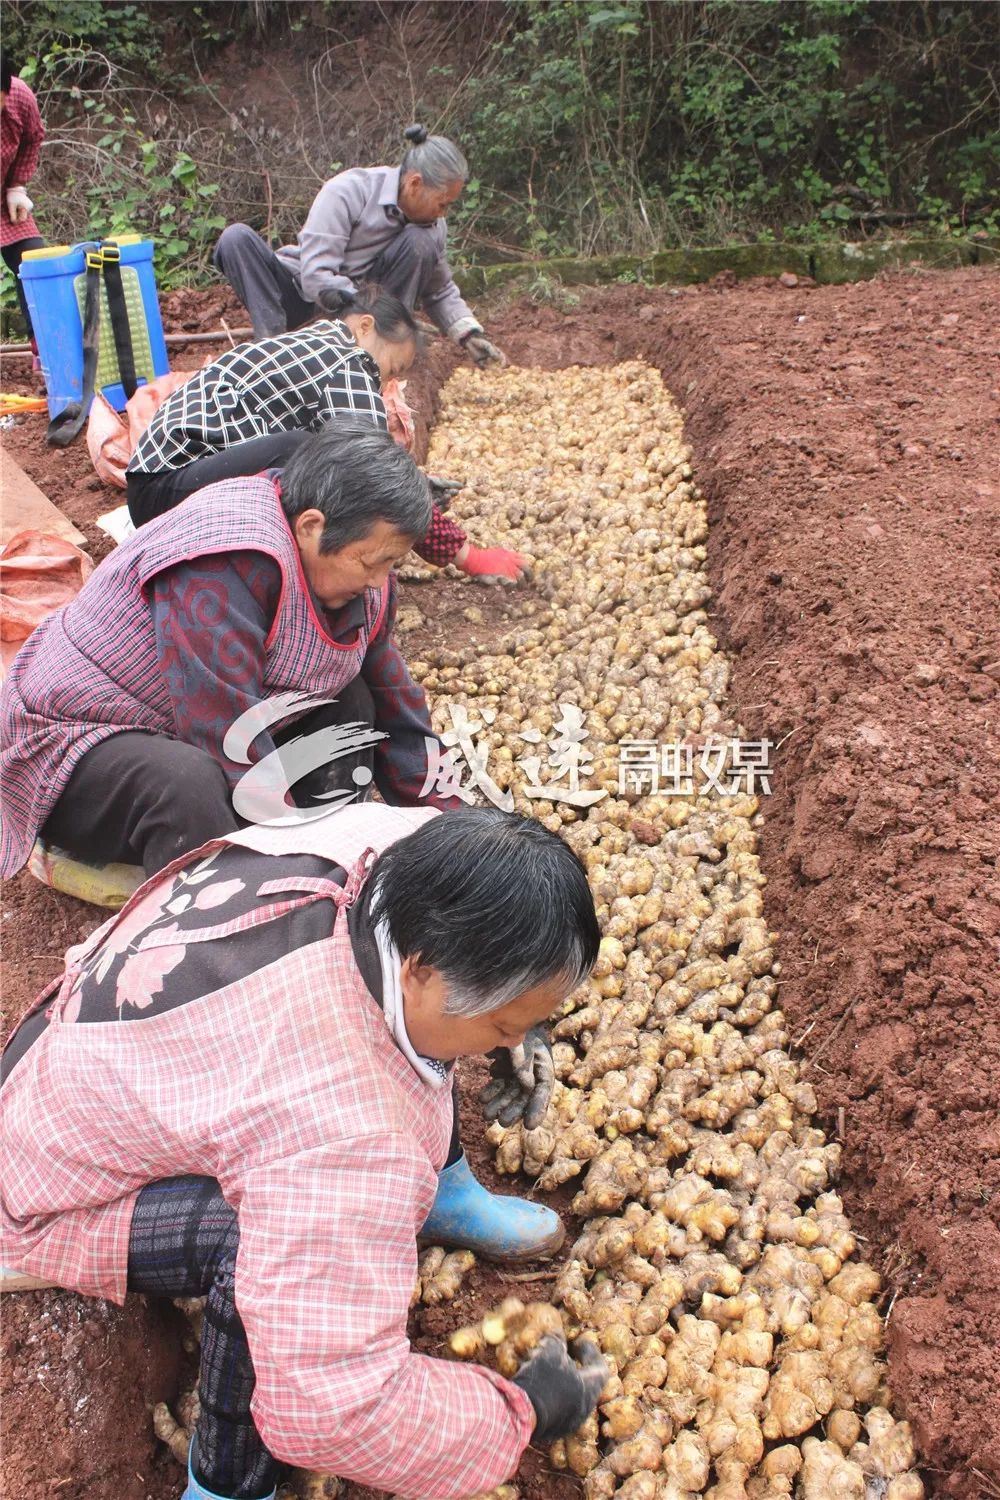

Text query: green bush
(441, 0), (1000, 255)
(1, 0), (996, 317)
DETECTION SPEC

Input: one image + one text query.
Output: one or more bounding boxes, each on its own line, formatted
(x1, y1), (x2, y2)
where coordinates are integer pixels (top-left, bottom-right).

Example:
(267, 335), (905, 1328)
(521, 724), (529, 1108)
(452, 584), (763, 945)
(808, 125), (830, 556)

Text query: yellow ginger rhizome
(407, 363), (926, 1500)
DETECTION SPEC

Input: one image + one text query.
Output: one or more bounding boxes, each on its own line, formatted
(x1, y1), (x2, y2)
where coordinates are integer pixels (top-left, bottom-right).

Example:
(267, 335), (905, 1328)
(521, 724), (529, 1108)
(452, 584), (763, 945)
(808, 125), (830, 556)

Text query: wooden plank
(0, 1267), (58, 1292)
(1, 443), (87, 549)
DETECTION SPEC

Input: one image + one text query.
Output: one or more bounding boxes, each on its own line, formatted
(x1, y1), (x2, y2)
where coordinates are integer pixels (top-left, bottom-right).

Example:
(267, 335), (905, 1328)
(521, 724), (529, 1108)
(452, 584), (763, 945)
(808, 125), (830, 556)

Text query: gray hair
(279, 419), (431, 553)
(443, 956), (590, 1020)
(369, 806), (600, 1019)
(401, 123), (469, 188)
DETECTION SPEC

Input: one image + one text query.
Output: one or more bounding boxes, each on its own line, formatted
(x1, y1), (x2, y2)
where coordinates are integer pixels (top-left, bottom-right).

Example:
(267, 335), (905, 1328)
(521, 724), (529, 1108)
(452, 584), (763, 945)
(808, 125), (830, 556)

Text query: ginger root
(152, 1399), (191, 1466)
(797, 1436), (865, 1499)
(449, 1297), (564, 1374)
(425, 361), (921, 1500)
(417, 1247), (476, 1306)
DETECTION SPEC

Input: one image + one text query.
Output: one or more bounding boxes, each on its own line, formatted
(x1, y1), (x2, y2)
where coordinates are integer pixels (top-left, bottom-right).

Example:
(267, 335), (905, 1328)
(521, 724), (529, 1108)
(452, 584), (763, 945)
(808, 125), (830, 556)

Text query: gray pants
(213, 222), (440, 337)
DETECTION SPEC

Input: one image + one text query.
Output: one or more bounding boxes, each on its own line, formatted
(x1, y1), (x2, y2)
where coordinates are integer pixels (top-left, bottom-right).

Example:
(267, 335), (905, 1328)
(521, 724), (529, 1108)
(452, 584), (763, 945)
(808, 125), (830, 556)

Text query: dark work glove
(513, 1334), (608, 1445)
(461, 331), (507, 368)
(316, 288), (356, 318)
(480, 1025), (554, 1129)
(427, 475), (466, 510)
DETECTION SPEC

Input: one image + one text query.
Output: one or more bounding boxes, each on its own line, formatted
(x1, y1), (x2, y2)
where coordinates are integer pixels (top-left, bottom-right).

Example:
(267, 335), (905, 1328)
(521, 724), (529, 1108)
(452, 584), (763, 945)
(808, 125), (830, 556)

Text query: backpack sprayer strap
(46, 241), (139, 448)
(100, 242), (139, 402)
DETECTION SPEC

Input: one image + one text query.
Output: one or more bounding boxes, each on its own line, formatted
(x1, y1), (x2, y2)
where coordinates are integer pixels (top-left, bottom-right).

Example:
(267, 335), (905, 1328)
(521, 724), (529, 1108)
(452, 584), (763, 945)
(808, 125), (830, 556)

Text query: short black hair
(1, 55), (17, 93)
(370, 808), (600, 1016)
(279, 419), (431, 554)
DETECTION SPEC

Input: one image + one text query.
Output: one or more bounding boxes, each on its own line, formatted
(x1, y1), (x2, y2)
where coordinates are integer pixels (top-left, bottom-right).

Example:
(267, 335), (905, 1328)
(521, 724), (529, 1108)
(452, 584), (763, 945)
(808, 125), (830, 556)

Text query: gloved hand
(316, 287), (356, 317)
(461, 331), (507, 368)
(457, 543), (527, 581)
(6, 187), (33, 224)
(513, 1334), (608, 1444)
(427, 474), (465, 510)
(480, 1024), (554, 1129)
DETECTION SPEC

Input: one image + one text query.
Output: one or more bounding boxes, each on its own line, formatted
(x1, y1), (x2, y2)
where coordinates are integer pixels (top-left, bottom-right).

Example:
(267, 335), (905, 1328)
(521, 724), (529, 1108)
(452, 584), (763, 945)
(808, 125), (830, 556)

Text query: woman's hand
(513, 1334), (608, 1443)
(454, 543), (527, 582)
(479, 1025), (554, 1129)
(461, 331), (507, 368)
(427, 475), (465, 509)
(6, 187), (33, 223)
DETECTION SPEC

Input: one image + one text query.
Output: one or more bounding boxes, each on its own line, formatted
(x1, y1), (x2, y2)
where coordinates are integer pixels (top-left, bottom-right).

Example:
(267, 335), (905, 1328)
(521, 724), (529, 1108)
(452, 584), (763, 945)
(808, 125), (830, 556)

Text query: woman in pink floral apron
(2, 804), (606, 1500)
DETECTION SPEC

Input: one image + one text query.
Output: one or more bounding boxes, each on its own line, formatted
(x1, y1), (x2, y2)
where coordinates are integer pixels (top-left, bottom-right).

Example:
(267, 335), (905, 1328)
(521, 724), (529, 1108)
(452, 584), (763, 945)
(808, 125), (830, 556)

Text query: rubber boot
(420, 1153), (565, 1262)
(182, 1440), (275, 1500)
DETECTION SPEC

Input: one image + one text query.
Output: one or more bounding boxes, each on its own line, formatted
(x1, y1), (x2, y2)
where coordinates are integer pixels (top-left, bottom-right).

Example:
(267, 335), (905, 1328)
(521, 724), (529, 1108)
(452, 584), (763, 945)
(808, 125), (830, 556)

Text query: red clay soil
(649, 271), (1000, 1500)
(2, 267), (999, 1499)
(471, 269), (999, 1498)
(1, 1291), (184, 1499)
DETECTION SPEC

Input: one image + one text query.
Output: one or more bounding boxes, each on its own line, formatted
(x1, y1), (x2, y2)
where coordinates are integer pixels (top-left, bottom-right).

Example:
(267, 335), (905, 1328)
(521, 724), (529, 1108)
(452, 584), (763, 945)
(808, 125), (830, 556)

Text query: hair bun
(404, 123), (429, 145)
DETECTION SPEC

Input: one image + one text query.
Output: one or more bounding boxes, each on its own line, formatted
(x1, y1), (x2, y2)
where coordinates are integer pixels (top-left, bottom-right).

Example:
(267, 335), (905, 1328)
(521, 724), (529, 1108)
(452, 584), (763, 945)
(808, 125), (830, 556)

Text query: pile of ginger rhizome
(163, 362), (924, 1500)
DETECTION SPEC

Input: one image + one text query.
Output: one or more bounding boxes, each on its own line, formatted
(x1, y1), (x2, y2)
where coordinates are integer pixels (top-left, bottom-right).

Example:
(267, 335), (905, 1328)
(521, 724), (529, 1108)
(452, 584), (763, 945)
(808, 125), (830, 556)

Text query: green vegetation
(441, 0), (999, 255)
(1, 0), (996, 323)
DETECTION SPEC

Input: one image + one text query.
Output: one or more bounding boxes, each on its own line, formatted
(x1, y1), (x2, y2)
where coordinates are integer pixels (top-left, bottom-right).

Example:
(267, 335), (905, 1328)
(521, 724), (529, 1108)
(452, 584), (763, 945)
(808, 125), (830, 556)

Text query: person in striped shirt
(125, 285), (525, 581)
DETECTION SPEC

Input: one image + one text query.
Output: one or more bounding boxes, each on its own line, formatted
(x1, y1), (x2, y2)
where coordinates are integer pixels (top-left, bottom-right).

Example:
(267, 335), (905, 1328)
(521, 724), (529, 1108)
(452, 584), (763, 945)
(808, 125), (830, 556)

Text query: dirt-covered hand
(462, 332), (507, 368)
(480, 1025), (554, 1129)
(315, 287), (356, 317)
(427, 475), (466, 509)
(512, 1334), (608, 1445)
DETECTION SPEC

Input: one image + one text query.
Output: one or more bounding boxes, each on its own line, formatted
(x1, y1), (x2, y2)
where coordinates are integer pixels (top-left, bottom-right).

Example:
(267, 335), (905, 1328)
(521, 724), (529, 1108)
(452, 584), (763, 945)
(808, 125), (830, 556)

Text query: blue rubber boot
(182, 1441), (275, 1500)
(420, 1153), (565, 1262)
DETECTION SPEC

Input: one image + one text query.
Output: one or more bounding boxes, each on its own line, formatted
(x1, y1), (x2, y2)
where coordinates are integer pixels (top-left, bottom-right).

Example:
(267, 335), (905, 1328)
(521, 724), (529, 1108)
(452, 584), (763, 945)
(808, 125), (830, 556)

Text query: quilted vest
(0, 476), (387, 876)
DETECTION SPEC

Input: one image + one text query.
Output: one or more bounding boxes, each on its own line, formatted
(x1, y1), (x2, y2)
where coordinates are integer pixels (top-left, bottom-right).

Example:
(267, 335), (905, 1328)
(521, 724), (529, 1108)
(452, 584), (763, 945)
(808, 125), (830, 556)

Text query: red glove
(458, 544), (527, 581)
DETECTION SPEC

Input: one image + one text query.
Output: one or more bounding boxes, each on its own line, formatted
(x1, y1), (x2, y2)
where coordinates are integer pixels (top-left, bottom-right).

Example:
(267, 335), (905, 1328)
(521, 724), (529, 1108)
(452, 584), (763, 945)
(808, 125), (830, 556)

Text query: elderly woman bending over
(1, 804), (607, 1500)
(215, 123), (504, 368)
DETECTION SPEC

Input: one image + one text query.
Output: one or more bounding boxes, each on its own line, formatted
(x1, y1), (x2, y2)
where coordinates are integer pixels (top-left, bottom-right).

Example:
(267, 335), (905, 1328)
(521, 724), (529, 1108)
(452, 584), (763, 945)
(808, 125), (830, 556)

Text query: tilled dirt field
(1, 267), (998, 1499)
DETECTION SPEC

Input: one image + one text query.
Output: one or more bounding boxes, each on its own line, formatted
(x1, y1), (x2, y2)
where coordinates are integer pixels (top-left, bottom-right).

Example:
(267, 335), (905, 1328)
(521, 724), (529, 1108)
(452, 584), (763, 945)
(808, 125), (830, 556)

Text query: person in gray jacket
(215, 124), (506, 368)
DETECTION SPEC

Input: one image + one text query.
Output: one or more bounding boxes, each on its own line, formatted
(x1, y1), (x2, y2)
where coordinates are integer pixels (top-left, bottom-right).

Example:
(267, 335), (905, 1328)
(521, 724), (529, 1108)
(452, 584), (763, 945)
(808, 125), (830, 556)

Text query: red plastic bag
(382, 377), (416, 451)
(0, 530), (93, 677)
(86, 372), (196, 489)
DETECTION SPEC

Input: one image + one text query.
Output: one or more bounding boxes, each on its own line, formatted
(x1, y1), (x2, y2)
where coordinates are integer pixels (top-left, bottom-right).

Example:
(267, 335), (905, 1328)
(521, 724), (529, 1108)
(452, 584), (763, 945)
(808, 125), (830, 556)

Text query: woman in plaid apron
(1, 423), (446, 880)
(2, 804), (606, 1500)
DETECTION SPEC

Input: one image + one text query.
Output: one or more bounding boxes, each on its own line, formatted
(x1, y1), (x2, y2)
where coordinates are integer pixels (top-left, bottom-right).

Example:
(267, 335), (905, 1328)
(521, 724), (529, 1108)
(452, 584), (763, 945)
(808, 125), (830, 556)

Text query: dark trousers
(2, 236), (45, 342)
(213, 222), (440, 338)
(128, 1102), (463, 1494)
(41, 679), (378, 878)
(126, 431), (309, 527)
(213, 225), (313, 338)
(128, 1177), (276, 1499)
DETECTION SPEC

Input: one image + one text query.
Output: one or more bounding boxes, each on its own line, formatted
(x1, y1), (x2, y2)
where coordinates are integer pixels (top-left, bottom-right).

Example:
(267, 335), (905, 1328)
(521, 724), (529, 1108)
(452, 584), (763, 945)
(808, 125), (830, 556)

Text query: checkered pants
(127, 1177), (276, 1499)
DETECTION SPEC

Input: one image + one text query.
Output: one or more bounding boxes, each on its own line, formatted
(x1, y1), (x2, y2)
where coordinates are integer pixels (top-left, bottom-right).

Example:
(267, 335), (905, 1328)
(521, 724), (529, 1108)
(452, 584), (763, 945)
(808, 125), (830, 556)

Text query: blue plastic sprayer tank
(19, 236), (170, 419)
